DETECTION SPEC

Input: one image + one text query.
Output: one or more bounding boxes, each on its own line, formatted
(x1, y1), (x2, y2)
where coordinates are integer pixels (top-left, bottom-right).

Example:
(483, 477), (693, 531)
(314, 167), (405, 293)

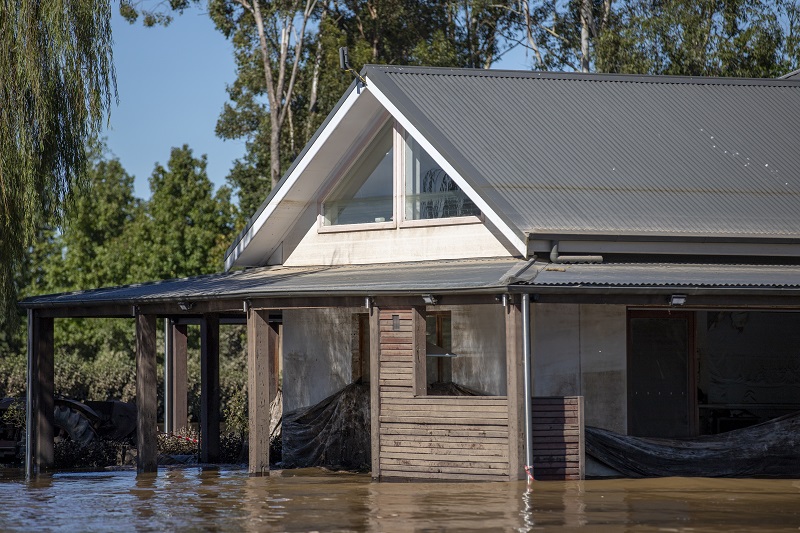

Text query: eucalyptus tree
(514, 0), (797, 76)
(595, 0), (795, 77)
(0, 0), (116, 324)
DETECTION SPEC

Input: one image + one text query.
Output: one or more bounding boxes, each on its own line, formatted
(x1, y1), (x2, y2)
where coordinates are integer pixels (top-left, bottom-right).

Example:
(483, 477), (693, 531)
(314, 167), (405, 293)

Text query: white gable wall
(227, 76), (527, 270)
(281, 203), (513, 266)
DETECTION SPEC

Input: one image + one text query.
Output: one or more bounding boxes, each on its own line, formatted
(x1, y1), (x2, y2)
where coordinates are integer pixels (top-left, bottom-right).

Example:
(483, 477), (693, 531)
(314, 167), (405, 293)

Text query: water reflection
(1, 467), (800, 532)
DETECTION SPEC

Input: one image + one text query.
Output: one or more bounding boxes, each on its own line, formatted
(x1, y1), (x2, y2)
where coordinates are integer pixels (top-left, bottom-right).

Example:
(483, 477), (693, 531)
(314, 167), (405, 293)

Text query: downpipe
(522, 293), (534, 483)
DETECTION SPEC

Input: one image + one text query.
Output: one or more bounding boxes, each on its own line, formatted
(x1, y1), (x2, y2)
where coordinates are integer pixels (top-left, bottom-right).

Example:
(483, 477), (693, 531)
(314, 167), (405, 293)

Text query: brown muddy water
(1, 467), (800, 532)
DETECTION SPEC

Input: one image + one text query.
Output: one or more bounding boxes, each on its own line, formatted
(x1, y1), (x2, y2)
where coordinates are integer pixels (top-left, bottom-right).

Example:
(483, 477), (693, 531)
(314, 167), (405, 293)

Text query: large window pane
(404, 135), (480, 220)
(322, 123), (394, 226)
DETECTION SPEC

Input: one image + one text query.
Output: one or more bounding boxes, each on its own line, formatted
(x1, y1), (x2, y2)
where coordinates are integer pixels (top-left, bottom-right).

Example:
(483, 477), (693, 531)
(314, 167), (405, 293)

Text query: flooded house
(21, 66), (800, 481)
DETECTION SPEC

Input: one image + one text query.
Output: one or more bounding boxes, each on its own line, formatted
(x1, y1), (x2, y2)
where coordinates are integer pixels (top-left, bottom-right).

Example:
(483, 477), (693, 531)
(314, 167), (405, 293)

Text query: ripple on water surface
(1, 467), (800, 532)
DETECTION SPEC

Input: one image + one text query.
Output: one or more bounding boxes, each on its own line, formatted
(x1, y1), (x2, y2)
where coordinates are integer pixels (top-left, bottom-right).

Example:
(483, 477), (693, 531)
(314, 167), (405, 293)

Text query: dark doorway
(628, 311), (695, 438)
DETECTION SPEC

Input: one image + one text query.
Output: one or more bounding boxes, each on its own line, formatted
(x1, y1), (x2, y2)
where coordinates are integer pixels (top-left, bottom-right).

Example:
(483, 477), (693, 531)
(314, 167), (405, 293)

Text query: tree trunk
(270, 109), (281, 189)
(580, 0), (594, 72)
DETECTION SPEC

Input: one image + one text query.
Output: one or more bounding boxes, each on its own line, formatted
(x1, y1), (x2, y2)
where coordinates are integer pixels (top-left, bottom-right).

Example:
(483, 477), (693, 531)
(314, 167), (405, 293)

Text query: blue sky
(104, 6), (532, 201)
(103, 7), (242, 199)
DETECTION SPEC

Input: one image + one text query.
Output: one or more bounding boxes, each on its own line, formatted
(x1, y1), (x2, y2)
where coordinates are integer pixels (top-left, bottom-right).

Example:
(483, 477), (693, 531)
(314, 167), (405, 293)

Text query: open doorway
(627, 311), (696, 438)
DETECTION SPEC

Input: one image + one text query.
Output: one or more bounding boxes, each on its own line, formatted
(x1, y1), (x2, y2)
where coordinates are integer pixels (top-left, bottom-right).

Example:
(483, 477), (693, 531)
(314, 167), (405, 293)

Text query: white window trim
(366, 82), (528, 256)
(317, 117), (396, 230)
(319, 120), (486, 233)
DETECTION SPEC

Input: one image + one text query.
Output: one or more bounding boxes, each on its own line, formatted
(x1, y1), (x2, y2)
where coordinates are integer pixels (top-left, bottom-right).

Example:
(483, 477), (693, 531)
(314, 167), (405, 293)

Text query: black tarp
(280, 380), (483, 471)
(586, 411), (800, 478)
(282, 382), (371, 470)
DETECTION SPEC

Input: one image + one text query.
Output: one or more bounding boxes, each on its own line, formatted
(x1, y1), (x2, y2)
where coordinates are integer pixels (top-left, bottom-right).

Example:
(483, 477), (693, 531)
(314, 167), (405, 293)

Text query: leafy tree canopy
(0, 0), (116, 324)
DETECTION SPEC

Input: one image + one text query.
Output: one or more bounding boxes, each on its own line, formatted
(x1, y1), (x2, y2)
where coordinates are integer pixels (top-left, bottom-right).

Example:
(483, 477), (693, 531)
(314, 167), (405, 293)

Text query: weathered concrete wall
(282, 308), (359, 413)
(532, 304), (581, 397)
(532, 304), (627, 434)
(449, 305), (507, 396)
(578, 305), (627, 434)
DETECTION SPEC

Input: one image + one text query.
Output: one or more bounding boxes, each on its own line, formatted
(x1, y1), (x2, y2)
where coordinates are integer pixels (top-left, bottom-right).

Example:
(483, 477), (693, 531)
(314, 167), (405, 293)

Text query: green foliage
(130, 145), (236, 279)
(1, 144), (245, 434)
(0, 0), (116, 326)
(595, 0), (792, 76)
(1, 398), (25, 429)
(517, 0), (798, 76)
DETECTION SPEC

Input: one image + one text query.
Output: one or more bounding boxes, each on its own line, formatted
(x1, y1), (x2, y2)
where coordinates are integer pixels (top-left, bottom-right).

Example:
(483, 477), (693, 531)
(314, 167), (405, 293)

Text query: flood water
(2, 467), (800, 532)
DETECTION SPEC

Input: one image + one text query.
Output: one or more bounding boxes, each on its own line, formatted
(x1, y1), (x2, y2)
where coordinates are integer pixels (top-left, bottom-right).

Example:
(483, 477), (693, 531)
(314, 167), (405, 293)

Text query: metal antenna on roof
(339, 47), (367, 87)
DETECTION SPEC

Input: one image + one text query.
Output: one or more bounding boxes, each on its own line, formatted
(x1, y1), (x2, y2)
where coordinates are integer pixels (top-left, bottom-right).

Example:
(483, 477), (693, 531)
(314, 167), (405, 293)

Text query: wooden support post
(201, 314), (220, 463)
(411, 307), (426, 397)
(247, 308), (275, 476)
(505, 299), (526, 481)
(164, 320), (173, 433)
(369, 305), (381, 479)
(172, 323), (188, 431)
(26, 311), (54, 478)
(136, 313), (158, 474)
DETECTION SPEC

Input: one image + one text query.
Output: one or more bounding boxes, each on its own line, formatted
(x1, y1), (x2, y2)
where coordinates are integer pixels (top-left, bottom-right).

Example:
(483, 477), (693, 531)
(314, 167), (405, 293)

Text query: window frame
(318, 121), (482, 233)
(398, 130), (482, 228)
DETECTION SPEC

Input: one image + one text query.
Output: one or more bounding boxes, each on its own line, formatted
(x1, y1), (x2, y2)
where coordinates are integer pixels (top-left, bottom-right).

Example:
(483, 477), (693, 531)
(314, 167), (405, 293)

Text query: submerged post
(369, 303), (381, 479)
(201, 313), (220, 463)
(505, 297), (525, 480)
(247, 308), (274, 475)
(26, 310), (54, 479)
(136, 313), (158, 473)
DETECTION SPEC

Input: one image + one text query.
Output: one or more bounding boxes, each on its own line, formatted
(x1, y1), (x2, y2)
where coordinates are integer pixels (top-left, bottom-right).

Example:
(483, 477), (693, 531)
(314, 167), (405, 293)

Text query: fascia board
(225, 83), (364, 271)
(365, 82), (528, 257)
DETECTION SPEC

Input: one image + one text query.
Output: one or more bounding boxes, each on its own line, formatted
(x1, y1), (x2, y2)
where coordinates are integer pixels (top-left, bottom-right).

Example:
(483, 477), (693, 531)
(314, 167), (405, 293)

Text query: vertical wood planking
(505, 301), (525, 481)
(370, 306), (381, 479)
(247, 308), (273, 476)
(201, 313), (220, 463)
(136, 313), (158, 474)
(172, 323), (189, 431)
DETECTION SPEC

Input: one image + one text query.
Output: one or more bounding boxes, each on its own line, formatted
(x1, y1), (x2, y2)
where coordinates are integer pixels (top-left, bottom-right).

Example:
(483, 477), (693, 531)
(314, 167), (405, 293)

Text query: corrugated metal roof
(367, 66), (800, 240)
(780, 68), (800, 80)
(525, 261), (800, 288)
(21, 258), (800, 309)
(20, 258), (527, 308)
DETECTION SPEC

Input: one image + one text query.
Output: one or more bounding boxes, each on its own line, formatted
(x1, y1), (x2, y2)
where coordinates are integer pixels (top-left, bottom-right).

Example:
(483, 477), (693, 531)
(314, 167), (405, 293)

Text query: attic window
(322, 122), (394, 226)
(403, 135), (480, 221)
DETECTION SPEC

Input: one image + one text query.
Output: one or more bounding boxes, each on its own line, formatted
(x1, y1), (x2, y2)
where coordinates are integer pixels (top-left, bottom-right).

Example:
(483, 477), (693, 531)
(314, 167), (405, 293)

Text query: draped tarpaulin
(586, 412), (800, 478)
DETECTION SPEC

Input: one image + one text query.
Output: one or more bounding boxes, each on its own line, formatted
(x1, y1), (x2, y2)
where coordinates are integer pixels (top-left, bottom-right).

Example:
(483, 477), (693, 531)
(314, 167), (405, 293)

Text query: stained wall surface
(282, 308), (360, 413)
(449, 304), (507, 396)
(532, 304), (627, 433)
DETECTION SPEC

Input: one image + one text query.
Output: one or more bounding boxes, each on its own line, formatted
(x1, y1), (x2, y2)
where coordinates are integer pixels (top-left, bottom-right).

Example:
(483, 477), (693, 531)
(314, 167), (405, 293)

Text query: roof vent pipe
(550, 241), (603, 264)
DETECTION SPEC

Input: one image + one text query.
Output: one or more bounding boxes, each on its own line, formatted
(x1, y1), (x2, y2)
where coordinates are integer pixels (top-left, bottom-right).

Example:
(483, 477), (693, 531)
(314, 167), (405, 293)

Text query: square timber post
(136, 313), (158, 474)
(247, 308), (277, 475)
(201, 313), (221, 463)
(369, 303), (381, 479)
(171, 322), (189, 432)
(25, 310), (54, 478)
(505, 298), (526, 481)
